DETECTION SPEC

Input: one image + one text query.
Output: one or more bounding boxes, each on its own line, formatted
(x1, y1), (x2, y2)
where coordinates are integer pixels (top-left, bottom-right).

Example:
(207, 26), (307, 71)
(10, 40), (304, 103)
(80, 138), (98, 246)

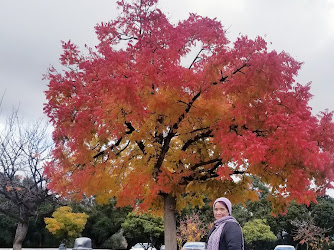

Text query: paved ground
(1, 249), (64, 250)
(1, 249), (109, 250)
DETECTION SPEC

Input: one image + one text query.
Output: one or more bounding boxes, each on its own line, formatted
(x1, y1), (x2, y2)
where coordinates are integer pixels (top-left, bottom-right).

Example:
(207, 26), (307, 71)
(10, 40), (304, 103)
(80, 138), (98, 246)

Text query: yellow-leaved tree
(44, 206), (89, 245)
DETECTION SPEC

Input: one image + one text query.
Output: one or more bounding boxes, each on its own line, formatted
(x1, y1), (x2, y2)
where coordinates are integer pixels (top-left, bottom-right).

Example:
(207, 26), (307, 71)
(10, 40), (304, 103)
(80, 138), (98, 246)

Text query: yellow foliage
(44, 206), (89, 241)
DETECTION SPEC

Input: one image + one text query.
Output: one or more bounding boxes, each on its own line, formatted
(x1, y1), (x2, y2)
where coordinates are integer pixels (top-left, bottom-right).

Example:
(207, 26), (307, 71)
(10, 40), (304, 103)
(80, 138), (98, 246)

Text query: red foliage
(44, 0), (334, 214)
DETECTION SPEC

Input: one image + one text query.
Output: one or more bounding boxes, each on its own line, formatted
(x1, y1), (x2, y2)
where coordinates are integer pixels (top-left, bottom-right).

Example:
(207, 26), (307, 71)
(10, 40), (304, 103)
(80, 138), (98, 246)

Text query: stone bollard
(59, 243), (67, 250)
(73, 237), (93, 250)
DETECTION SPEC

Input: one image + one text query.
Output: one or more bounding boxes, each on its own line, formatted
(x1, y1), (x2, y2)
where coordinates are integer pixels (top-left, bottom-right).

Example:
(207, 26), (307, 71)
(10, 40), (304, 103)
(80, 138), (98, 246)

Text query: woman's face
(214, 201), (229, 220)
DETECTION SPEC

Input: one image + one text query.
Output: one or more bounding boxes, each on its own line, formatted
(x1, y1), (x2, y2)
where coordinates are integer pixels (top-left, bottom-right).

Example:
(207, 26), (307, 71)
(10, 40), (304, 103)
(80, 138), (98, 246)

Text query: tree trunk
(13, 221), (29, 250)
(164, 194), (177, 250)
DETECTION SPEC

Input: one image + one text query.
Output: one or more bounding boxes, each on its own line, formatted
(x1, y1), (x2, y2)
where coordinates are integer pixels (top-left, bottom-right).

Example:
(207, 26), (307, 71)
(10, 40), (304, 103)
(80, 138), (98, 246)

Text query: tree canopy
(79, 198), (132, 248)
(122, 212), (164, 248)
(242, 219), (277, 249)
(44, 206), (89, 245)
(44, 0), (334, 248)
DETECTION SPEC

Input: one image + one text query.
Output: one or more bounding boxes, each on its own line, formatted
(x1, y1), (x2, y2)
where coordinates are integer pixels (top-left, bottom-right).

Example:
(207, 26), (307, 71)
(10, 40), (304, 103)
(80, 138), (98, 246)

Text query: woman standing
(206, 197), (244, 250)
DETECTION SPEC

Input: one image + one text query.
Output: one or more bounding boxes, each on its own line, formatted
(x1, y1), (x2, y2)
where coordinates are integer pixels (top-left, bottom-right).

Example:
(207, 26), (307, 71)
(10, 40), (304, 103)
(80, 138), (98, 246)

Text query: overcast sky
(1, 0), (333, 121)
(1, 1), (333, 193)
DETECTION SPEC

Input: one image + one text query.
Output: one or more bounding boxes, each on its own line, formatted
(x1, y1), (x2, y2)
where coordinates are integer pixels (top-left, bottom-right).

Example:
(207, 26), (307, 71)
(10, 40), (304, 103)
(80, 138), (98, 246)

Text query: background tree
(104, 230), (128, 250)
(232, 177), (273, 227)
(0, 202), (59, 248)
(176, 211), (208, 248)
(309, 196), (334, 237)
(75, 198), (132, 248)
(0, 213), (16, 247)
(122, 212), (164, 249)
(44, 206), (89, 246)
(24, 213), (59, 248)
(0, 111), (54, 250)
(270, 201), (310, 245)
(242, 219), (277, 250)
(268, 197), (334, 248)
(43, 0), (334, 249)
(292, 218), (330, 250)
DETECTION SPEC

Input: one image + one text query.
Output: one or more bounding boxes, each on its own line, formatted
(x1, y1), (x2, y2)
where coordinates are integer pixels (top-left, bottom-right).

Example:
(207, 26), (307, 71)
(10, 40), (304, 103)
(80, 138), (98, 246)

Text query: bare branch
(153, 91), (202, 178)
(93, 121), (146, 159)
(182, 129), (213, 151)
(188, 48), (204, 69)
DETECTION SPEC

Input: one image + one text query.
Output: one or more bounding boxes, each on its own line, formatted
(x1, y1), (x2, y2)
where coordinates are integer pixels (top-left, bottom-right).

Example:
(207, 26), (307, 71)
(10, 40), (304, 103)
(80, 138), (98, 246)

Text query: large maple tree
(44, 0), (334, 248)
